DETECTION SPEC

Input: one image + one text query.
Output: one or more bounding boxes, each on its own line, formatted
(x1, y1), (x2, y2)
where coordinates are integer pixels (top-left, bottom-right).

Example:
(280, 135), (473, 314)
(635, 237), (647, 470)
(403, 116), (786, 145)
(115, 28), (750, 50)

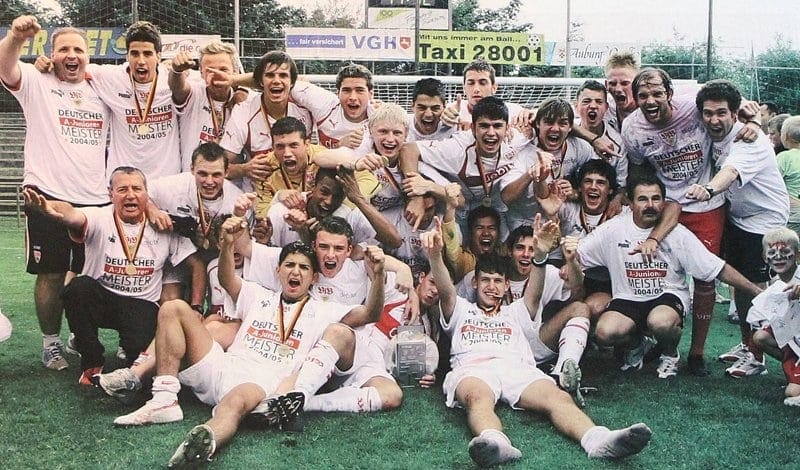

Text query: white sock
(294, 340), (339, 399)
(151, 375), (181, 406)
(581, 423), (652, 459)
(729, 301), (737, 316)
(305, 386), (383, 412)
(43, 334), (62, 348)
(132, 351), (152, 368)
(553, 317), (590, 375)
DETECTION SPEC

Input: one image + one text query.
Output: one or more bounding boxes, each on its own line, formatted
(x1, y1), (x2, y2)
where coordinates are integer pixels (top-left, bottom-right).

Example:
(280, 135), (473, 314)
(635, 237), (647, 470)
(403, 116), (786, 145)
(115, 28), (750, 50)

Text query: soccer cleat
(0, 309), (11, 343)
(559, 359), (585, 407)
(727, 308), (739, 324)
(687, 354), (710, 377)
(98, 368), (142, 404)
(725, 352), (767, 378)
(715, 291), (730, 304)
(42, 342), (69, 370)
(468, 431), (522, 467)
(587, 423), (653, 459)
(656, 353), (680, 379)
(251, 392), (306, 432)
(113, 399), (183, 426)
(78, 366), (102, 387)
(167, 424), (216, 469)
(65, 333), (80, 356)
(620, 336), (657, 371)
(783, 395), (800, 407)
(718, 343), (748, 363)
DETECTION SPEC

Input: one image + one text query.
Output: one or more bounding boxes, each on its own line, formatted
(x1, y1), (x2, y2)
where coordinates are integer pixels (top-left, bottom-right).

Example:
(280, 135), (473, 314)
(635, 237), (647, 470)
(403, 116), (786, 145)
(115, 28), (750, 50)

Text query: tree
(1, 0), (61, 25)
(755, 36), (800, 114)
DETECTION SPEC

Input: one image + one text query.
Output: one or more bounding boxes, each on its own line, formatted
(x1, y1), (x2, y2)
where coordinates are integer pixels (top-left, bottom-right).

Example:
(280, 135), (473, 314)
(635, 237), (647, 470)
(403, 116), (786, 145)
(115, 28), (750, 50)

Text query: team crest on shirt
(659, 129), (677, 147)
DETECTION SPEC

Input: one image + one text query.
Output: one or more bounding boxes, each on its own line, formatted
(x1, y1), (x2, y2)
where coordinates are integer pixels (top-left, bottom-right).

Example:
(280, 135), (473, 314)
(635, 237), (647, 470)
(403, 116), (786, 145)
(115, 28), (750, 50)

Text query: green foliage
(0, 0), (60, 25)
(755, 35), (800, 114)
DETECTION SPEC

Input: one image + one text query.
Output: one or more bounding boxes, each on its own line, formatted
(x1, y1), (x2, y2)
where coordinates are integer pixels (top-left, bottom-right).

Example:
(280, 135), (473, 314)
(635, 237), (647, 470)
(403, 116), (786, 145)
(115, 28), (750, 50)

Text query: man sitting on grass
(421, 214), (652, 467)
(113, 216), (386, 469)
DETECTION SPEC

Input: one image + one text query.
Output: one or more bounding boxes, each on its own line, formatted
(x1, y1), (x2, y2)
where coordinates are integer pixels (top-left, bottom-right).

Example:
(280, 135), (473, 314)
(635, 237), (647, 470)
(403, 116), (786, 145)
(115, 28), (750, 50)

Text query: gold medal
(73, 98), (82, 106)
(482, 196), (492, 207)
(125, 263), (137, 275)
(277, 344), (292, 357)
(137, 123), (149, 134)
(201, 237), (210, 250)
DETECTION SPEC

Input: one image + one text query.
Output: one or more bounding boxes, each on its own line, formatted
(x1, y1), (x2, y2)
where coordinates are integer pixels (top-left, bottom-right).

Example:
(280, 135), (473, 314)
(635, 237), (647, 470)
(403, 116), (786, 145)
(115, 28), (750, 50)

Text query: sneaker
(727, 309), (740, 324)
(98, 368), (142, 404)
(718, 343), (748, 363)
(78, 366), (102, 387)
(620, 336), (657, 371)
(42, 342), (69, 370)
(113, 399), (183, 426)
(715, 291), (730, 304)
(0, 309), (11, 343)
(167, 424), (217, 468)
(656, 353), (680, 379)
(725, 352), (767, 378)
(687, 354), (710, 377)
(250, 391), (305, 432)
(65, 333), (80, 356)
(116, 346), (128, 361)
(468, 430), (522, 467)
(167, 424), (216, 469)
(783, 395), (800, 407)
(559, 359), (585, 407)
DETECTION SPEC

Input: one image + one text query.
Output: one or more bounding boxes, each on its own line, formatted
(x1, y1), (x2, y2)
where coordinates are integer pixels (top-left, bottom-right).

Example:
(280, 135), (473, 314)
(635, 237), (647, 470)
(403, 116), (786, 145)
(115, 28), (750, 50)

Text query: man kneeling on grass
(114, 216), (386, 468)
(421, 215), (652, 467)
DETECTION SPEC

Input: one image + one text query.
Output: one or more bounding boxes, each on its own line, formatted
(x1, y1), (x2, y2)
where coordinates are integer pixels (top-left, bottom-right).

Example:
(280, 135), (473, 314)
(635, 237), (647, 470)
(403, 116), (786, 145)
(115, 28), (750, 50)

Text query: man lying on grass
(114, 216), (386, 468)
(421, 214), (652, 467)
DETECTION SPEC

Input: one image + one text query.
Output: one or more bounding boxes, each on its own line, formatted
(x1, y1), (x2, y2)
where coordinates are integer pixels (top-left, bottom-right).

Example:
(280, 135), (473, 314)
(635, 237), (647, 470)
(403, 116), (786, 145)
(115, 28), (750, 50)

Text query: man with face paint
(749, 228), (800, 405)
(688, 80), (789, 377)
(575, 173), (762, 379)
(1, 15), (110, 370)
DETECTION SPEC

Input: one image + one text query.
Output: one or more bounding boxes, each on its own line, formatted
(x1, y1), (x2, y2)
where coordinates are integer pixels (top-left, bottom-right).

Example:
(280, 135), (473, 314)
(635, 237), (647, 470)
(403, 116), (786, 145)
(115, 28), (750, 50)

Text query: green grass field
(0, 217), (797, 469)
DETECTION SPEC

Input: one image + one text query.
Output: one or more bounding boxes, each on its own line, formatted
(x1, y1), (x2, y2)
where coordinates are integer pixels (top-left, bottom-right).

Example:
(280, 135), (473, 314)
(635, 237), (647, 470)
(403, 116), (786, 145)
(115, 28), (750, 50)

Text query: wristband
(532, 254), (549, 266)
(745, 119), (761, 127)
(646, 237), (660, 245)
(590, 134), (601, 145)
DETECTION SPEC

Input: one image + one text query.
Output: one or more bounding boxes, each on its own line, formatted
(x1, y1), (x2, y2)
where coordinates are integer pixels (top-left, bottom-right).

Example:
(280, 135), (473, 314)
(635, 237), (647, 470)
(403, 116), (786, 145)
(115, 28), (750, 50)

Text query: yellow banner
(418, 30), (544, 65)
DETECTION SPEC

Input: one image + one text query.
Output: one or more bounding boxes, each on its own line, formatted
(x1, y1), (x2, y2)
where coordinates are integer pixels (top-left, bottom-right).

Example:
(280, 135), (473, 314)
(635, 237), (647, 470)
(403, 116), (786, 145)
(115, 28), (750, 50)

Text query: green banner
(418, 30), (544, 65)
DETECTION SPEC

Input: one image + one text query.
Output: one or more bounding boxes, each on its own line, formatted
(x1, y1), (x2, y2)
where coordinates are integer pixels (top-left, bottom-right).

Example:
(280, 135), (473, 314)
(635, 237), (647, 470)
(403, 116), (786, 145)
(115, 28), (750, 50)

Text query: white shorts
(443, 358), (553, 410)
(178, 341), (280, 406)
(329, 332), (393, 390)
(530, 331), (557, 364)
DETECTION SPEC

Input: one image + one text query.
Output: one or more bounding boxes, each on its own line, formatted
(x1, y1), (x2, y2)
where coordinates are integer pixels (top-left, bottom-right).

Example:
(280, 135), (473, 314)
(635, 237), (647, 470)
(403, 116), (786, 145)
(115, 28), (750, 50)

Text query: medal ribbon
(277, 295), (310, 343)
(278, 166), (308, 192)
(205, 87), (233, 140)
(113, 212), (146, 270)
(579, 207), (607, 234)
(195, 188), (218, 240)
(129, 69), (158, 127)
(475, 150), (503, 202)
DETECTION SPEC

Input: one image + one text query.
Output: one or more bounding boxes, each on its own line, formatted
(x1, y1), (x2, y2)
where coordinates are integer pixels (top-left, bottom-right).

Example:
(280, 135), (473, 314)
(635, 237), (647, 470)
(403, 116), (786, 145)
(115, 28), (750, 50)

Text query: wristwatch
(703, 184), (715, 198)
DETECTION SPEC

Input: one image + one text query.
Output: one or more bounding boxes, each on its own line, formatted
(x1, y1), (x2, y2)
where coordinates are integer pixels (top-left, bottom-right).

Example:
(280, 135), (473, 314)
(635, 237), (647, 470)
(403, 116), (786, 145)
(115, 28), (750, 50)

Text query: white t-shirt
(267, 192), (377, 247)
(382, 206), (435, 280)
(76, 205), (196, 303)
(243, 244), (282, 291)
(176, 79), (240, 171)
(87, 63), (181, 179)
(291, 81), (372, 149)
(149, 171), (244, 221)
(3, 62), (109, 204)
(312, 258), (370, 305)
(442, 296), (537, 369)
(746, 271), (800, 355)
(622, 96), (724, 212)
(223, 280), (354, 375)
(206, 257), (243, 318)
(219, 92), (313, 191)
(406, 114), (455, 142)
(577, 211), (725, 311)
(712, 122), (789, 234)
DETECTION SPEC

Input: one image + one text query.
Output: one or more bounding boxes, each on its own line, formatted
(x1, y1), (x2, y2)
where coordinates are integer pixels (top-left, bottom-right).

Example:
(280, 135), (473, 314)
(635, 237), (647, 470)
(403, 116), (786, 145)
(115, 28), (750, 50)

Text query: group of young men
(4, 13), (800, 468)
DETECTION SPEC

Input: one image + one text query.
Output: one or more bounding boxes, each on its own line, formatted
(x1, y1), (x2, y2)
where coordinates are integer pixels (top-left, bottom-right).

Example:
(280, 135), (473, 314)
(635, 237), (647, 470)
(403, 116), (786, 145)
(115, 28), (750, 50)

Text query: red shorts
(783, 346), (800, 385)
(678, 206), (725, 256)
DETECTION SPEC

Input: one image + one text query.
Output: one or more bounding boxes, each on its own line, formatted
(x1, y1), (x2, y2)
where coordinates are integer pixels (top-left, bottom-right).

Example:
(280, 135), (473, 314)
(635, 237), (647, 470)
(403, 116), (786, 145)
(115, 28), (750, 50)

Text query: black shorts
(724, 221), (770, 283)
(584, 267), (612, 296)
(605, 293), (684, 333)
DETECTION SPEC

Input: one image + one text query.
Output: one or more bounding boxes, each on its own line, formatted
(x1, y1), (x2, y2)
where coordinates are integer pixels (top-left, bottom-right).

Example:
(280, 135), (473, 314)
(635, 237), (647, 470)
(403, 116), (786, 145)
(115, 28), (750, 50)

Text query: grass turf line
(0, 217), (796, 469)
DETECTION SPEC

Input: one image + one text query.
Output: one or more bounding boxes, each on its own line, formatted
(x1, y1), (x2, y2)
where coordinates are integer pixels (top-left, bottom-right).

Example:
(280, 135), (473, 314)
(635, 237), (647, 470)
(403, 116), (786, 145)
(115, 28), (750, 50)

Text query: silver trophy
(393, 325), (428, 387)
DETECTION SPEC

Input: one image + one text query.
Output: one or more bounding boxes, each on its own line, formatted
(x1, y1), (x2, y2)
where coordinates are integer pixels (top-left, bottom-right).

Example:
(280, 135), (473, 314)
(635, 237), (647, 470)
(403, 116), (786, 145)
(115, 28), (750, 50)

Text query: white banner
(367, 8), (450, 30)
(160, 35), (222, 59)
(549, 42), (641, 67)
(285, 28), (415, 61)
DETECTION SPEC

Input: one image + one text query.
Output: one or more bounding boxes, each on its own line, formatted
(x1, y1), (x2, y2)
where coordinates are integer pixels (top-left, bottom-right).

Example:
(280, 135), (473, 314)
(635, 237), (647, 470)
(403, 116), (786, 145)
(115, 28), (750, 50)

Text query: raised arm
(502, 150), (552, 205)
(341, 246), (386, 328)
(217, 216), (247, 302)
(523, 214), (560, 319)
(168, 51), (195, 106)
(422, 217), (456, 322)
(0, 15), (39, 87)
